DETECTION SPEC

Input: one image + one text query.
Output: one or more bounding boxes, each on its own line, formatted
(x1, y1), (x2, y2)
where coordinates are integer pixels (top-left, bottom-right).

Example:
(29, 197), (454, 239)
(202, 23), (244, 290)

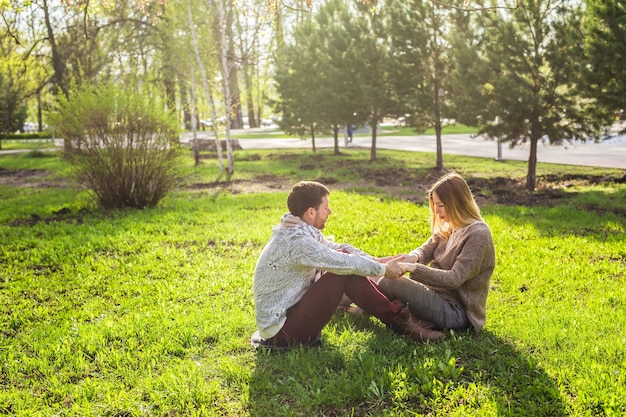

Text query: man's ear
(302, 206), (315, 222)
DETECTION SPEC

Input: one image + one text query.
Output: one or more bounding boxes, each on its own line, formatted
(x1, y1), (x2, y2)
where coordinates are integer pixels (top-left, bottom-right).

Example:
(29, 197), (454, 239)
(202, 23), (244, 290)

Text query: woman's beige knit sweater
(409, 221), (495, 331)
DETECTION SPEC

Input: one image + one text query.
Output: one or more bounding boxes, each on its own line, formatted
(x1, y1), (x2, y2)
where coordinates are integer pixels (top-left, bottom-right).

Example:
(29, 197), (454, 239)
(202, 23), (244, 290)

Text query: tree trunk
(190, 68), (201, 167)
(526, 137), (539, 191)
(370, 114), (378, 161)
(37, 88), (43, 132)
(227, 19), (243, 131)
(243, 56), (257, 128)
(188, 0), (224, 172)
(216, 0), (235, 174)
(42, 0), (66, 97)
(526, 120), (542, 191)
(180, 80), (192, 131)
(435, 119), (443, 170)
(333, 125), (340, 155)
(310, 124), (316, 152)
(434, 77), (444, 170)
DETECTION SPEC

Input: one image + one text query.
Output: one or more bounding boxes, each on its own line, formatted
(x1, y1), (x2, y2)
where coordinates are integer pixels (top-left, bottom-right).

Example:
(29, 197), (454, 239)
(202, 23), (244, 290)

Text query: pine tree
(453, 1), (602, 191)
(581, 0), (626, 123)
(385, 0), (455, 169)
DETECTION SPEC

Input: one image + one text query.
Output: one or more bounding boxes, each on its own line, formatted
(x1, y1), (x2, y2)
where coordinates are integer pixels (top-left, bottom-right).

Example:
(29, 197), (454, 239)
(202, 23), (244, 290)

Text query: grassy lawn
(227, 124), (477, 139)
(0, 138), (58, 151)
(0, 149), (625, 416)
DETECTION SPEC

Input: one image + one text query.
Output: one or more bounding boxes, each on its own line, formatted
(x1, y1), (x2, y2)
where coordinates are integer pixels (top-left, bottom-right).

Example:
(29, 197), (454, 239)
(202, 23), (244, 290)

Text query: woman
(377, 172), (495, 333)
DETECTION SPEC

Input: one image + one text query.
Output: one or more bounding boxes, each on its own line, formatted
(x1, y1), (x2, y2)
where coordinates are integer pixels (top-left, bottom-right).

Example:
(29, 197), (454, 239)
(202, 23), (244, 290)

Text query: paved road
(233, 133), (626, 170)
(5, 134), (625, 170)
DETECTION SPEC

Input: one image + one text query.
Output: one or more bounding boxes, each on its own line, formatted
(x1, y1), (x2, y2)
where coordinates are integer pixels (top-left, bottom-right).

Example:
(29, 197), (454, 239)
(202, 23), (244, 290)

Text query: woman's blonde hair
(428, 172), (483, 238)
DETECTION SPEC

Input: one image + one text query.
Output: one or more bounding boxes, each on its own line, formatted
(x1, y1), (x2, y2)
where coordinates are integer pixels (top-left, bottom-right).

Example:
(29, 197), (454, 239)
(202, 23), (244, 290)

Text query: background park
(1, 0), (625, 416)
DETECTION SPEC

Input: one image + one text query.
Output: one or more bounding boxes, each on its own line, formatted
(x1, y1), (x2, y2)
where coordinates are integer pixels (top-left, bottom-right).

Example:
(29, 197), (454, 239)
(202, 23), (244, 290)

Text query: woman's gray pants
(375, 276), (470, 331)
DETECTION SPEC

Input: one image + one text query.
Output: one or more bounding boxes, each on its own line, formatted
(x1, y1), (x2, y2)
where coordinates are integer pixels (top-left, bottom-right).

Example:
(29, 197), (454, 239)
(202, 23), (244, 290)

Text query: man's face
(311, 195), (332, 229)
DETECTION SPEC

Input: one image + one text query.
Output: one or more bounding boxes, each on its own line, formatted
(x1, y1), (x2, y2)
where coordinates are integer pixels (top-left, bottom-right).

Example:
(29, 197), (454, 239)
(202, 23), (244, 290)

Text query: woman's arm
(408, 235), (439, 265)
(404, 227), (493, 289)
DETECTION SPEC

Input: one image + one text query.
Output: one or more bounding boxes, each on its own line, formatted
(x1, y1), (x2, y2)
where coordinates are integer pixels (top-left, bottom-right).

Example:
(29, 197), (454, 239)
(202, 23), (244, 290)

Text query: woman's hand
(384, 257), (406, 279)
(403, 254), (418, 264)
(398, 262), (418, 273)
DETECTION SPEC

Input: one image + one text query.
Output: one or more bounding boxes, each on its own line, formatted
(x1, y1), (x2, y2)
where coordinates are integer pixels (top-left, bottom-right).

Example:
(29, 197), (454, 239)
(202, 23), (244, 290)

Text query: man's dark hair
(287, 181), (330, 217)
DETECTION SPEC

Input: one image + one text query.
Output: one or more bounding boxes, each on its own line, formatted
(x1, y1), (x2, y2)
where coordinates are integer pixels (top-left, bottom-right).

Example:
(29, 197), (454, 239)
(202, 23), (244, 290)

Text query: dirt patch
(2, 166), (624, 216)
(8, 207), (87, 227)
(0, 168), (71, 188)
(188, 174), (292, 194)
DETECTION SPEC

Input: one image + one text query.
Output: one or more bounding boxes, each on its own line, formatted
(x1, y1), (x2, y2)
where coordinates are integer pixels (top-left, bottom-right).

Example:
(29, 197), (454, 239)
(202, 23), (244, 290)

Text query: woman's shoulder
(463, 221), (493, 239)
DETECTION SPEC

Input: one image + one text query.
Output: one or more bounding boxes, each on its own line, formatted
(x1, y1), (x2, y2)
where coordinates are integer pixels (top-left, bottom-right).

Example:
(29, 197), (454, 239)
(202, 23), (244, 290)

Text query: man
(253, 181), (445, 348)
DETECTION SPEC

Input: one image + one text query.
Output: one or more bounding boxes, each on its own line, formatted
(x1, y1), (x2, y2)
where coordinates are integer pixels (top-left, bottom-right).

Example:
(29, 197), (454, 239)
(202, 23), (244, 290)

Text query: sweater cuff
(375, 263), (386, 278)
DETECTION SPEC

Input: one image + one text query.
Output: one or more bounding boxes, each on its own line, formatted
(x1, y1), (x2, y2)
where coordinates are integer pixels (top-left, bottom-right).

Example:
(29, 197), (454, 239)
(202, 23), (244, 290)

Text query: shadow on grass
(247, 323), (566, 416)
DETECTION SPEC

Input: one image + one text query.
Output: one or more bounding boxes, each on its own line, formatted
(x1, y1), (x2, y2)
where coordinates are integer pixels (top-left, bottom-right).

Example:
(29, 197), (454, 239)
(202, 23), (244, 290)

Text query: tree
(186, 0), (226, 170)
(0, 15), (28, 146)
(580, 0), (626, 127)
(385, 0), (456, 169)
(274, 13), (330, 151)
(453, 1), (602, 191)
(313, 0), (366, 155)
(0, 72), (28, 144)
(349, 0), (395, 161)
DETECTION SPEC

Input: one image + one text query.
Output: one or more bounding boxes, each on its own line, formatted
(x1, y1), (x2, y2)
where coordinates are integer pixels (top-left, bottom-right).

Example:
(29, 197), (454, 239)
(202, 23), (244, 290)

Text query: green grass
(379, 124), (479, 136)
(225, 124), (477, 139)
(0, 138), (58, 151)
(0, 149), (625, 416)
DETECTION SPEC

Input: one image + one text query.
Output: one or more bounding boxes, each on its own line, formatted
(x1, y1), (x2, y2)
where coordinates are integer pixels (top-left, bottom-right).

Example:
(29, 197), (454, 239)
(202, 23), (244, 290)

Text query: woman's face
(432, 192), (447, 222)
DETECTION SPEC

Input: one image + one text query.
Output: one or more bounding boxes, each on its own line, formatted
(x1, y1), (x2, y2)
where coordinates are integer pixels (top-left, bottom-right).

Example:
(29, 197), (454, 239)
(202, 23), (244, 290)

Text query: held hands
(383, 256), (407, 279)
(402, 254), (418, 264)
(398, 262), (418, 273)
(381, 254), (419, 278)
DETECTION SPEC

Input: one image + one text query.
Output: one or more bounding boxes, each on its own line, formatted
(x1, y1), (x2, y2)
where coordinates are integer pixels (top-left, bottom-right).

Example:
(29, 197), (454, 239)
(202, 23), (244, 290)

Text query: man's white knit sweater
(253, 213), (386, 339)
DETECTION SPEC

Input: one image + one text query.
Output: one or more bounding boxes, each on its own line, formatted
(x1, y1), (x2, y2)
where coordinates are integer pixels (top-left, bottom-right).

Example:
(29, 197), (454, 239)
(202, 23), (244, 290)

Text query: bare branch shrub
(52, 84), (182, 209)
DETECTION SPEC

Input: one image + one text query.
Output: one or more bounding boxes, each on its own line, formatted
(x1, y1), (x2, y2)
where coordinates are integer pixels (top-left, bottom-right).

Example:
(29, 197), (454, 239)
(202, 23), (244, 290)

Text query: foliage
(349, 0), (396, 161)
(273, 13), (332, 144)
(3, 0), (625, 195)
(451, 1), (604, 191)
(274, 0), (395, 158)
(50, 83), (182, 210)
(0, 149), (625, 415)
(0, 72), (27, 136)
(385, 0), (458, 168)
(581, 0), (626, 124)
(0, 132), (52, 140)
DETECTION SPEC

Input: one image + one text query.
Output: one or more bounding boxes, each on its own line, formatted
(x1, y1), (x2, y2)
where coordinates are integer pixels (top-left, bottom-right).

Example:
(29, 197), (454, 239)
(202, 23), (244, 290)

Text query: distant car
(200, 116), (227, 129)
(23, 122), (36, 133)
(261, 119), (273, 127)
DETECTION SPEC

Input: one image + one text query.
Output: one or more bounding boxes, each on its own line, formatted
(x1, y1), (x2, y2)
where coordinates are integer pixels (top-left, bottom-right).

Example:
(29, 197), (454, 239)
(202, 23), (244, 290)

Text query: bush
(51, 84), (182, 209)
(0, 132), (52, 140)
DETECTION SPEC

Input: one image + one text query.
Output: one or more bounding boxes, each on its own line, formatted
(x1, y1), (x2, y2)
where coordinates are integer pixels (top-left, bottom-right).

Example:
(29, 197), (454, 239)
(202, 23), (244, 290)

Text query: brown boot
(391, 307), (446, 343)
(390, 299), (437, 330)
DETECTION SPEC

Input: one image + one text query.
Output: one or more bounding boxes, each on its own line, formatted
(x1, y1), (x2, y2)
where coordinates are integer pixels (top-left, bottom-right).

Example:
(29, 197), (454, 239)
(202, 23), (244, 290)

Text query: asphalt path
(5, 133), (625, 170)
(232, 133), (626, 170)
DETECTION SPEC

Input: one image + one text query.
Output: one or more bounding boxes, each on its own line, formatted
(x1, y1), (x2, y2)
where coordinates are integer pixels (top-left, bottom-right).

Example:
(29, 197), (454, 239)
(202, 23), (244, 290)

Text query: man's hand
(384, 257), (406, 279)
(379, 254), (409, 263)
